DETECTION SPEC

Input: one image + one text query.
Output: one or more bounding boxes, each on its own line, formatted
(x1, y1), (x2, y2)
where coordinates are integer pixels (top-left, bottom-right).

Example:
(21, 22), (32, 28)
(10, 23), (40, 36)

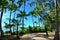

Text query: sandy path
(21, 32), (55, 40)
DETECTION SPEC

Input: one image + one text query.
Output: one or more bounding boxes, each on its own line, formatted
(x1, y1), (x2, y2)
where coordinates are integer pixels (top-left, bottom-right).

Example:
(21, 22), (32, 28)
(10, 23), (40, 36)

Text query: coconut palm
(17, 11), (29, 34)
(8, 0), (13, 34)
(12, 4), (18, 33)
(17, 0), (30, 34)
(12, 18), (20, 39)
(0, 0), (9, 37)
(8, 0), (18, 34)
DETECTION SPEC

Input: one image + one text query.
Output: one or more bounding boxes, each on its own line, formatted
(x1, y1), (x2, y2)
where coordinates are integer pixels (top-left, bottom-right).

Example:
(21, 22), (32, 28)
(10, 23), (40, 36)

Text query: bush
(18, 26), (52, 35)
(5, 31), (11, 33)
(18, 30), (24, 35)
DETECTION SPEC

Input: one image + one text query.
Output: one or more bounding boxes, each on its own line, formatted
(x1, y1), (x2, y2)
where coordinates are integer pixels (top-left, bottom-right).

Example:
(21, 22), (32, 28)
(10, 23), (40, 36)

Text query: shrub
(18, 26), (52, 35)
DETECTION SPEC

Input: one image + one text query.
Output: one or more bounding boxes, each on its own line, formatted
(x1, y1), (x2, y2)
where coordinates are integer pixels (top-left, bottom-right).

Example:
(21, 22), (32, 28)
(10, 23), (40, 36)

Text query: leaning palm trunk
(0, 7), (4, 37)
(54, 0), (59, 40)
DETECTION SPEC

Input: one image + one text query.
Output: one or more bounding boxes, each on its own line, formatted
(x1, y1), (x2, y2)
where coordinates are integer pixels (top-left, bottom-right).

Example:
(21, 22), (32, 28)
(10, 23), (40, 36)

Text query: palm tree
(12, 4), (18, 33)
(11, 0), (15, 33)
(8, 8), (12, 34)
(17, 11), (29, 34)
(8, 0), (18, 34)
(22, 0), (26, 34)
(16, 20), (19, 39)
(54, 0), (59, 40)
(8, 0), (13, 34)
(17, 0), (30, 34)
(12, 18), (20, 39)
(34, 0), (45, 27)
(0, 0), (9, 37)
(29, 11), (35, 27)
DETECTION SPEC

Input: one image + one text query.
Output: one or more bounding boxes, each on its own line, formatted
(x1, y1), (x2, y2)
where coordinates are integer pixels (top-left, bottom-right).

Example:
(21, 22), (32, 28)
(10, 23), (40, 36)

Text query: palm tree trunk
(22, 16), (24, 34)
(12, 1), (15, 33)
(9, 11), (12, 34)
(13, 12), (15, 33)
(54, 0), (59, 40)
(21, 0), (26, 34)
(16, 23), (18, 39)
(0, 7), (3, 37)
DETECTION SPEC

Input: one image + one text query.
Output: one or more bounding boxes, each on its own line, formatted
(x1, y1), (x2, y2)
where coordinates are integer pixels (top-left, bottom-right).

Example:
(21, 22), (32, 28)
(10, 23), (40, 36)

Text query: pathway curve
(21, 32), (55, 40)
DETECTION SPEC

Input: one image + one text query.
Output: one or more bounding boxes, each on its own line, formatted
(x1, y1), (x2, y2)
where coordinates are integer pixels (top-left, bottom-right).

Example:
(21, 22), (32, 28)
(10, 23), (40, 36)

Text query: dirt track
(21, 32), (55, 40)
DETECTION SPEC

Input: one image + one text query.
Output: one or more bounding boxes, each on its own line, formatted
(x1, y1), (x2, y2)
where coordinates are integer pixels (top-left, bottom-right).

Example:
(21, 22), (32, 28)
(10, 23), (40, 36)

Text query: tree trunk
(21, 0), (26, 34)
(0, 7), (4, 37)
(9, 11), (12, 34)
(54, 0), (59, 40)
(22, 16), (24, 34)
(13, 12), (15, 33)
(44, 22), (48, 36)
(45, 25), (48, 36)
(16, 23), (18, 39)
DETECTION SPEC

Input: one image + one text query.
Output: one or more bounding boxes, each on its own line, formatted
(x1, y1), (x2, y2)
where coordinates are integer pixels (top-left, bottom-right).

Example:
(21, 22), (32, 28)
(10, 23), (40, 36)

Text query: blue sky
(2, 0), (44, 32)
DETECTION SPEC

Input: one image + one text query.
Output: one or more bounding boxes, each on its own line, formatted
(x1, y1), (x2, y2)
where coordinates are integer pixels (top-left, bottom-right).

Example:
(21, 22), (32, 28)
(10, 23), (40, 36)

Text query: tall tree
(17, 0), (30, 34)
(12, 4), (18, 33)
(8, 0), (18, 34)
(54, 0), (59, 40)
(17, 11), (29, 34)
(0, 0), (9, 37)
(12, 19), (20, 39)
